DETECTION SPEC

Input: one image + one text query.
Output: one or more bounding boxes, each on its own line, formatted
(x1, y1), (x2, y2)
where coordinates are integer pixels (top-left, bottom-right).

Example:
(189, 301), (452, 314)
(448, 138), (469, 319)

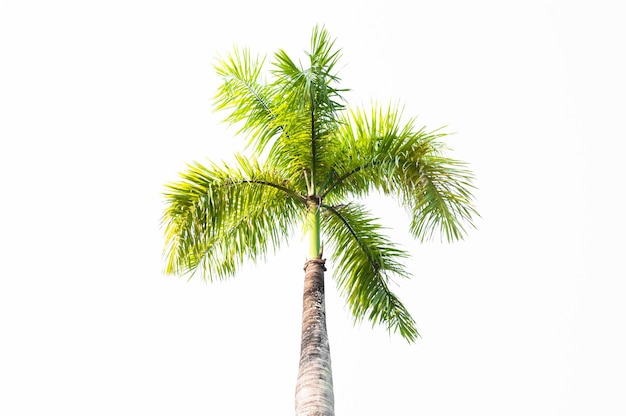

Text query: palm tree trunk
(295, 257), (335, 416)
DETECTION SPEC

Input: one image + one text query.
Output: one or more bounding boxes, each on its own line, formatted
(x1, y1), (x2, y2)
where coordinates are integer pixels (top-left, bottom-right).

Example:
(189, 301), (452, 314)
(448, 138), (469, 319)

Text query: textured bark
(295, 258), (335, 416)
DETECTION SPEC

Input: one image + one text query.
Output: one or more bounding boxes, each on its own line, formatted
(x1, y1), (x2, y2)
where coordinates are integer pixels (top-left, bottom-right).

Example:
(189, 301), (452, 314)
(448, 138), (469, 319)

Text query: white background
(1, 1), (624, 415)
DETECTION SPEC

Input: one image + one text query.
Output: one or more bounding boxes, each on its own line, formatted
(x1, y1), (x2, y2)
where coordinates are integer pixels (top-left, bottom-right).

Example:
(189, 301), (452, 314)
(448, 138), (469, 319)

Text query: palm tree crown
(163, 26), (477, 343)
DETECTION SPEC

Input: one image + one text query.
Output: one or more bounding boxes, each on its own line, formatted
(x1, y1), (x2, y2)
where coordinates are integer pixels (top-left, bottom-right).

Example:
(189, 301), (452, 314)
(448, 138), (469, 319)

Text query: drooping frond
(163, 155), (306, 280)
(323, 104), (478, 242)
(322, 203), (418, 342)
(408, 154), (478, 241)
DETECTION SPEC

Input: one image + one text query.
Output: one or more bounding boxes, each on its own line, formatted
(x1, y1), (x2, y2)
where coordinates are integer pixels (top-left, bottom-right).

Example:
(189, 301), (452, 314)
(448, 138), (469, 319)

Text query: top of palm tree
(163, 25), (478, 342)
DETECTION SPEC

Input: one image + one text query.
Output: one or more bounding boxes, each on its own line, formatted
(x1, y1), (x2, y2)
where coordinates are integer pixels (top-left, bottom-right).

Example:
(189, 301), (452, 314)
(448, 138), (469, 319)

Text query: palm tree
(162, 26), (477, 416)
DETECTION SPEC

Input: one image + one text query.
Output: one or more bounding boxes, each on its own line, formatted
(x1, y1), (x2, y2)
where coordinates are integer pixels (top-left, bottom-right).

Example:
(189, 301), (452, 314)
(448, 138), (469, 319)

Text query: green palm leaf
(322, 202), (418, 342)
(268, 26), (346, 192)
(214, 47), (281, 156)
(163, 155), (305, 280)
(324, 104), (478, 242)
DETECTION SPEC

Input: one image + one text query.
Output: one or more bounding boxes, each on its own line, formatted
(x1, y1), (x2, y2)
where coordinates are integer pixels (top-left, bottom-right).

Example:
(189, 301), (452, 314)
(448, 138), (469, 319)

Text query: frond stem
(310, 77), (317, 195)
(231, 179), (308, 205)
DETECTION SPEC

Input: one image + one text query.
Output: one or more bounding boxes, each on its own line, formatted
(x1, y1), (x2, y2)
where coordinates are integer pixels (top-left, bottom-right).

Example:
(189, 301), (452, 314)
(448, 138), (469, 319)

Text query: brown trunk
(294, 258), (335, 416)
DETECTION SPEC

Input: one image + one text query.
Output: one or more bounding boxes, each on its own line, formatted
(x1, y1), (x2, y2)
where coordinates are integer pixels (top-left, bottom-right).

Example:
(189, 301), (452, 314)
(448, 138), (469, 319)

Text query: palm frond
(322, 103), (478, 242)
(162, 156), (306, 280)
(267, 26), (347, 192)
(214, 47), (283, 156)
(322, 203), (419, 342)
(307, 25), (346, 127)
(408, 154), (478, 241)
